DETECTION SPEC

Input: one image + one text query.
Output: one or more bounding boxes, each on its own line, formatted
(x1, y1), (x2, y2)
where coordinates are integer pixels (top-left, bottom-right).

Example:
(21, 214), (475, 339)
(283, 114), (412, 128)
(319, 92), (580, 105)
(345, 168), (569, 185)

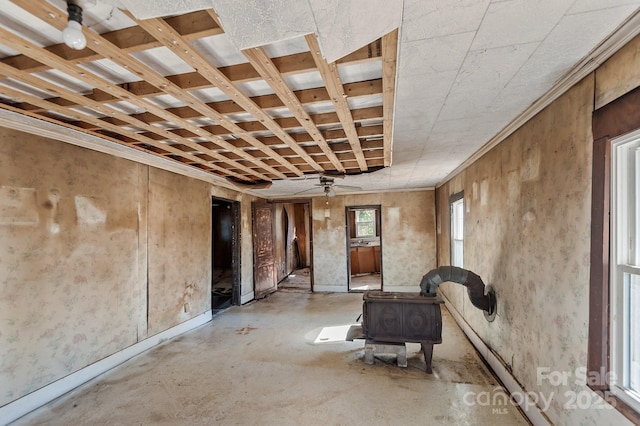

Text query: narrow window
(450, 192), (464, 268)
(611, 133), (640, 411)
(355, 209), (376, 238)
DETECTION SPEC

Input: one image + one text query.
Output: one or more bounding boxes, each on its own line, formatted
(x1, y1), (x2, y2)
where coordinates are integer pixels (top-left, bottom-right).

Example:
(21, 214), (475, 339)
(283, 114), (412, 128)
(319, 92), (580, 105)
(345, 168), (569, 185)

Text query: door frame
(269, 198), (314, 291)
(212, 196), (241, 306)
(346, 204), (382, 292)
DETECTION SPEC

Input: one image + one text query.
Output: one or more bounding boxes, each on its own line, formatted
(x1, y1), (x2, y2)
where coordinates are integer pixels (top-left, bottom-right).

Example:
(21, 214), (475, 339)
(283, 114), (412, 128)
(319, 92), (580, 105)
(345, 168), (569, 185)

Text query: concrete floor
(13, 292), (528, 425)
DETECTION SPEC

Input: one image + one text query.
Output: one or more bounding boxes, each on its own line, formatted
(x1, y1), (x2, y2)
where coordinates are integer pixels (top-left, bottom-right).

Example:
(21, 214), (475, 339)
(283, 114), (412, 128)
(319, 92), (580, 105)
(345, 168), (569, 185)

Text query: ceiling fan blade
(293, 187), (322, 195)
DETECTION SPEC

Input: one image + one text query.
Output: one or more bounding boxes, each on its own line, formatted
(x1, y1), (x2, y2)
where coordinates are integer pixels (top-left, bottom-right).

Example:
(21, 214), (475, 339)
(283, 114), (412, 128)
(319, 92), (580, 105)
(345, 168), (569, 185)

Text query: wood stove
(362, 290), (443, 373)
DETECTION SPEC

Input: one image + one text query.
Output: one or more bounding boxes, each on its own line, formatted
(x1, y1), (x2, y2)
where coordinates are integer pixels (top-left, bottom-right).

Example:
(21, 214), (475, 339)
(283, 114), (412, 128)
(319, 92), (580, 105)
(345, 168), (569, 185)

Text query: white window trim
(610, 130), (640, 412)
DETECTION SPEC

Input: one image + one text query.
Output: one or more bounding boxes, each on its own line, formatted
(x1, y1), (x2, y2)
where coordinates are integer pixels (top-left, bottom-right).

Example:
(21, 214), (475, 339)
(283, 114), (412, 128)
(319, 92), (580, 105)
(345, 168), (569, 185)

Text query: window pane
(357, 210), (374, 222)
(456, 201), (464, 239)
(452, 241), (463, 268)
(357, 222), (374, 237)
(451, 198), (464, 268)
(631, 274), (640, 393)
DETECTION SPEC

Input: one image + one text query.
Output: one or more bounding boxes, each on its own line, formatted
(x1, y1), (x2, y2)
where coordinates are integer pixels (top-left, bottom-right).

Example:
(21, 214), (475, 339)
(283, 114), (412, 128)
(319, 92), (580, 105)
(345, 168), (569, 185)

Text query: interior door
(252, 201), (277, 298)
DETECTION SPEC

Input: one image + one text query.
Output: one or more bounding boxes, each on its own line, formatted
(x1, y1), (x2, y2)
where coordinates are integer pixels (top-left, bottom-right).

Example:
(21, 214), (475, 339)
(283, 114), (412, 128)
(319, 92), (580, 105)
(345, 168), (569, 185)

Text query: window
(610, 133), (640, 411)
(450, 192), (464, 268)
(355, 209), (376, 238)
(589, 84), (640, 423)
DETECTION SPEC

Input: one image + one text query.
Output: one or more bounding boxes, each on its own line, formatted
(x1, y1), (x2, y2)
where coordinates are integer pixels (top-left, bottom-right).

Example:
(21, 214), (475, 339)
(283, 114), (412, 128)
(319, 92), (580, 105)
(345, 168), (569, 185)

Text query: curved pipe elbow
(419, 266), (496, 320)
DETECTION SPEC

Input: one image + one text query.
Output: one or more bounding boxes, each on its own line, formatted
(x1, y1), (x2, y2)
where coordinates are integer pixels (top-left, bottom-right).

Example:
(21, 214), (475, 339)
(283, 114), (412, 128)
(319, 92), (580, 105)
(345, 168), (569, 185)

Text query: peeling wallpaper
(0, 129), (147, 406)
(312, 191), (436, 292)
(0, 128), (250, 408)
(436, 71), (631, 424)
(147, 168), (211, 336)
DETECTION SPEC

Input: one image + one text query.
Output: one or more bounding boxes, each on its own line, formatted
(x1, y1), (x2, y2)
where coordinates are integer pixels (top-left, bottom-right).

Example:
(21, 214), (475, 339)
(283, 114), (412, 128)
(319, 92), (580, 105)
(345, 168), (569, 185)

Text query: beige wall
(0, 128), (252, 406)
(435, 33), (640, 425)
(147, 168), (211, 336)
(312, 190), (436, 292)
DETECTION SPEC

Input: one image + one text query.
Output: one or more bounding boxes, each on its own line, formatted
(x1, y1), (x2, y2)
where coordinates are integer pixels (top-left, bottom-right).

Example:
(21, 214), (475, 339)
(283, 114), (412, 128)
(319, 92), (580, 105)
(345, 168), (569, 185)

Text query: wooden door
(252, 201), (277, 298)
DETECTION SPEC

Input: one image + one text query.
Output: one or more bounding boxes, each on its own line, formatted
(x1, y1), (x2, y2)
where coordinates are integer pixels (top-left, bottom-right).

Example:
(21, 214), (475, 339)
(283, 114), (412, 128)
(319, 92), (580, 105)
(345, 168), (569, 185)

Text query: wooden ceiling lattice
(0, 1), (397, 186)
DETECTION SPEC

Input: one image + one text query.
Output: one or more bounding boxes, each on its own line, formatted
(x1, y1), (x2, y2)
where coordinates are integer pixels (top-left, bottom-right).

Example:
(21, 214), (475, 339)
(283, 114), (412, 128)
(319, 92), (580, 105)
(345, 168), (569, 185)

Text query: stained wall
(435, 33), (640, 424)
(0, 127), (251, 407)
(312, 190), (436, 292)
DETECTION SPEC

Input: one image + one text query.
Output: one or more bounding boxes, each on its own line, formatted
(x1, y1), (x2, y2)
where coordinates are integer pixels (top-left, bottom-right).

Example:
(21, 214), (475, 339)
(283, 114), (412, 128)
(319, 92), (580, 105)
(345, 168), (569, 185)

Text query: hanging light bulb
(63, 1), (86, 50)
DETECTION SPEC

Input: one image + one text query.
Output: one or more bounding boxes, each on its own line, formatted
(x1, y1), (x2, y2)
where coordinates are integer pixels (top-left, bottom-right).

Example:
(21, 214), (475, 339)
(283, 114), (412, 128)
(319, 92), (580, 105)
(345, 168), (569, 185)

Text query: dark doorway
(347, 205), (382, 292)
(212, 197), (240, 312)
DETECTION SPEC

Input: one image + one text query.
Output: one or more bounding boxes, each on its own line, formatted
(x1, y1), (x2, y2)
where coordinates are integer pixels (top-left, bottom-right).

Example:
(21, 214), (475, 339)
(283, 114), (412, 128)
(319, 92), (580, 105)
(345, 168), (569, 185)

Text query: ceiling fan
(294, 176), (362, 198)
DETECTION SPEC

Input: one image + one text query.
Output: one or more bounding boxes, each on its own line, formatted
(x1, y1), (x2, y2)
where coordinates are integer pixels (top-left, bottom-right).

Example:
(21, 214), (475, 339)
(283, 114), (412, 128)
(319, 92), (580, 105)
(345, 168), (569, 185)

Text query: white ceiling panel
(235, 80), (275, 97)
(262, 35), (310, 58)
(193, 33), (251, 68)
(438, 42), (539, 121)
(347, 96), (383, 110)
(402, 0), (490, 42)
(0, 78), (55, 99)
(118, 0), (213, 19)
(79, 59), (142, 84)
(471, 0), (574, 50)
(131, 47), (195, 77)
(309, 0), (403, 63)
(0, 2), (61, 47)
(33, 69), (95, 94)
(568, 0), (640, 14)
(82, 2), (135, 33)
(189, 87), (230, 103)
(399, 33), (474, 78)
(338, 61), (382, 84)
(496, 4), (640, 111)
(283, 70), (323, 91)
(105, 100), (146, 115)
(211, 0), (316, 51)
(144, 94), (186, 109)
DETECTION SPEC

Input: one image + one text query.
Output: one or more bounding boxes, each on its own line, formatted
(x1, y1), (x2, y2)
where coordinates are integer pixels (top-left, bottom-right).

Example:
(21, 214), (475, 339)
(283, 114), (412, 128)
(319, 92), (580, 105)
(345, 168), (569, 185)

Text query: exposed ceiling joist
(306, 33), (368, 172)
(242, 46), (345, 173)
(381, 29), (397, 167)
(0, 1), (393, 186)
(130, 13), (325, 174)
(18, 0), (298, 180)
(0, 22), (276, 182)
(0, 10), (223, 73)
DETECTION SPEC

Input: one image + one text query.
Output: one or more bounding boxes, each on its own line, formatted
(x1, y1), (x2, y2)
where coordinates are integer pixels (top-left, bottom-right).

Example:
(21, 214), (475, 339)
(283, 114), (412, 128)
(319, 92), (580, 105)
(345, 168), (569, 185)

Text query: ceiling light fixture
(62, 1), (86, 50)
(324, 185), (336, 205)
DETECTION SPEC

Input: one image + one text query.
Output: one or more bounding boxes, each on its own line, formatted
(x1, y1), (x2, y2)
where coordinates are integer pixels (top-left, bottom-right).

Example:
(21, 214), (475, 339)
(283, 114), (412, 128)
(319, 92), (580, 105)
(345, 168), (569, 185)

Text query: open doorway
(212, 197), (240, 312)
(347, 205), (382, 292)
(274, 200), (313, 292)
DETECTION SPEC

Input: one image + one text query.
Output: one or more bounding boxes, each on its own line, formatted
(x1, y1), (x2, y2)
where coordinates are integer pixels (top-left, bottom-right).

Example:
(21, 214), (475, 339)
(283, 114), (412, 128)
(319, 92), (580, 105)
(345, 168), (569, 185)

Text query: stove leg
(397, 346), (407, 368)
(364, 342), (374, 365)
(421, 343), (434, 374)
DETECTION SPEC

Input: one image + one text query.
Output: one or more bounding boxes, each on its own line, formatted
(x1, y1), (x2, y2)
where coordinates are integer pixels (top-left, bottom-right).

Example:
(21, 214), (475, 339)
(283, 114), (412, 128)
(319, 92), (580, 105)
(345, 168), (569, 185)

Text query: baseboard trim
(0, 311), (212, 426)
(440, 293), (551, 426)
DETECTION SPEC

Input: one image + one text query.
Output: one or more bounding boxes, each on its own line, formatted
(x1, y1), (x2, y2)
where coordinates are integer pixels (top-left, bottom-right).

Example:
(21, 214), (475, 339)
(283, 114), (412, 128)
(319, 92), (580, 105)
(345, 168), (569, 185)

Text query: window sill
(588, 384), (640, 424)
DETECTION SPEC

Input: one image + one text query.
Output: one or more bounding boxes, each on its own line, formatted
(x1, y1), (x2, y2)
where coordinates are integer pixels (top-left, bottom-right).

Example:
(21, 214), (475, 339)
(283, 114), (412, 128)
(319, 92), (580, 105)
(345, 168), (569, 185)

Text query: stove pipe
(419, 266), (496, 321)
